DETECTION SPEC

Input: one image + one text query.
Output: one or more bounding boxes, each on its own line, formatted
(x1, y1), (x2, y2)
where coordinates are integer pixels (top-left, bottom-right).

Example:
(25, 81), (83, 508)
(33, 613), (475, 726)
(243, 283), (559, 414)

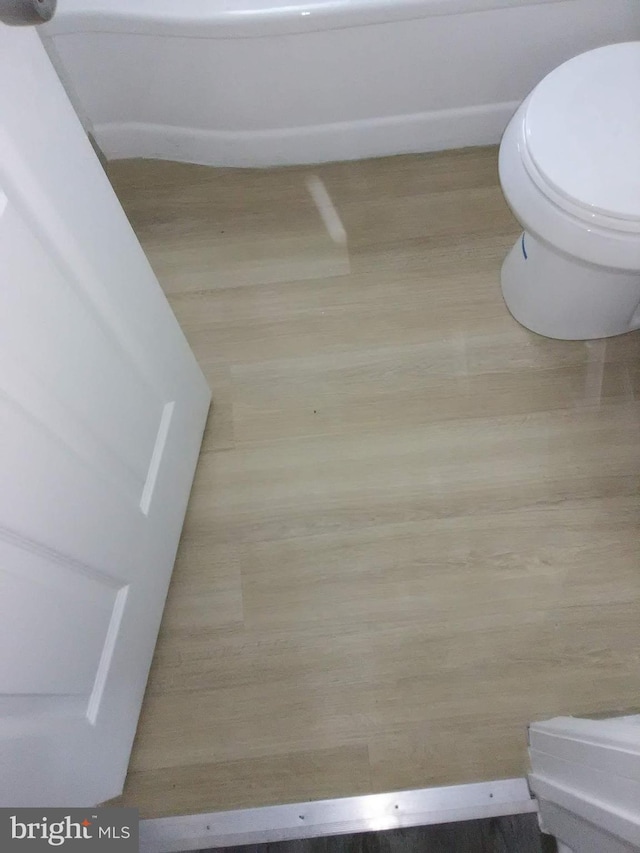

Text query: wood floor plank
(116, 745), (371, 817)
(105, 147), (640, 818)
(185, 410), (640, 545)
(111, 159), (350, 293)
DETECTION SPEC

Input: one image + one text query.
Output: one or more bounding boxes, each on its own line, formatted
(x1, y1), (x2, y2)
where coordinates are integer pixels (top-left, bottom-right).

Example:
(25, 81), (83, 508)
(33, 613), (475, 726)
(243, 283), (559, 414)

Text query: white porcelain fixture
(41, 0), (640, 168)
(499, 42), (640, 340)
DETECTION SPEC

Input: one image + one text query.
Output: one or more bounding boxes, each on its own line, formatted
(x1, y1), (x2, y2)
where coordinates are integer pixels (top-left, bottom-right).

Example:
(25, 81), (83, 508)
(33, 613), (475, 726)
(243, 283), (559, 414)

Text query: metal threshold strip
(140, 777), (537, 853)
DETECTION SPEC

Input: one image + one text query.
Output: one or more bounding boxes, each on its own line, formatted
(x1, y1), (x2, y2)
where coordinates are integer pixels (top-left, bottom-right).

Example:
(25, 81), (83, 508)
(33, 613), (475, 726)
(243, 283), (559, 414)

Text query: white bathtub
(42, 0), (640, 167)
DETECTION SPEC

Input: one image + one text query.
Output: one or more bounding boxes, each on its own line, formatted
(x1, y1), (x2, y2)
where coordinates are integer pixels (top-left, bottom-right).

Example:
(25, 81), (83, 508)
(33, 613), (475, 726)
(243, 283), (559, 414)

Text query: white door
(0, 24), (211, 806)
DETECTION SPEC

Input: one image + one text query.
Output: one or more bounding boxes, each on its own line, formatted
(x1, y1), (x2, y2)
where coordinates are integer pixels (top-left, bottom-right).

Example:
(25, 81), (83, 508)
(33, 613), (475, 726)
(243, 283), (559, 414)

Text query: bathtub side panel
(47, 0), (640, 166)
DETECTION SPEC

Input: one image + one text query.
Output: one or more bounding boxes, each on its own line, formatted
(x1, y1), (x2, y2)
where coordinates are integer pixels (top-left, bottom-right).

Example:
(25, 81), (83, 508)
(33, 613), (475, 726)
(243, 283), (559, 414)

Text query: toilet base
(501, 233), (640, 340)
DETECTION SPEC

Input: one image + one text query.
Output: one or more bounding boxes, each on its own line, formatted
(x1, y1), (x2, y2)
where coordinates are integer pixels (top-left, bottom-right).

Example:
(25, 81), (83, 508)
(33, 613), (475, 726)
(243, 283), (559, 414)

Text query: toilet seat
(499, 103), (640, 272)
(521, 42), (640, 233)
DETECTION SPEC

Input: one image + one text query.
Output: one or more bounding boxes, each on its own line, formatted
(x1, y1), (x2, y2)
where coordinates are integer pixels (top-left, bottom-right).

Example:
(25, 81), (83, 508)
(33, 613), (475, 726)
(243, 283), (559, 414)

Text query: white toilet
(499, 42), (640, 340)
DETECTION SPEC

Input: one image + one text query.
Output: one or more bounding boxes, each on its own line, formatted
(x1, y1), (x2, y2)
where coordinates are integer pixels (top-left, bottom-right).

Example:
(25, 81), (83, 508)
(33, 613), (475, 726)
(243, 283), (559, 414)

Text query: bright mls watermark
(0, 808), (138, 851)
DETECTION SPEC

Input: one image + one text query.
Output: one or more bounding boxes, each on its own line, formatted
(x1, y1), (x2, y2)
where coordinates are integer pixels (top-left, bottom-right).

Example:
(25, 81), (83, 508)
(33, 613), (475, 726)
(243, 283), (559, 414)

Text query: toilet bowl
(498, 42), (640, 340)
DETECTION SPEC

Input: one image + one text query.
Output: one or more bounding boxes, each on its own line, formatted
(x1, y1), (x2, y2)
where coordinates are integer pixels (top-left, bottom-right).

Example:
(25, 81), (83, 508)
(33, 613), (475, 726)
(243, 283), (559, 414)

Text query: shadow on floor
(204, 813), (556, 853)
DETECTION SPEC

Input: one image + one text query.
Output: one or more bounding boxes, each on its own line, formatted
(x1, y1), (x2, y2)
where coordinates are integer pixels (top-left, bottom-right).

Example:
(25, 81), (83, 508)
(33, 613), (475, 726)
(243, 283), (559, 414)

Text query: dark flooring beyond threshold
(202, 813), (556, 853)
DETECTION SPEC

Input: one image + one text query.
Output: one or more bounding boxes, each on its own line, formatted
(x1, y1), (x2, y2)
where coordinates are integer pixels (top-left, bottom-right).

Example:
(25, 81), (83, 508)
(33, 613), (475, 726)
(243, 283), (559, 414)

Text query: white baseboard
(95, 100), (519, 167)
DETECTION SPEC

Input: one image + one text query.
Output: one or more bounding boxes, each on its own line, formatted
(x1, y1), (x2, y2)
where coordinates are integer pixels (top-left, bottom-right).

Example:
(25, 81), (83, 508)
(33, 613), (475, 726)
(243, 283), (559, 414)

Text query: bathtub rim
(45, 0), (584, 40)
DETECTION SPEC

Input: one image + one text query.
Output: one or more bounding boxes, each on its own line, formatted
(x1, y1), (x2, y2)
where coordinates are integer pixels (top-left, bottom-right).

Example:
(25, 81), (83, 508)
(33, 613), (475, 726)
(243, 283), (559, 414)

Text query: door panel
(0, 544), (120, 697)
(0, 196), (164, 491)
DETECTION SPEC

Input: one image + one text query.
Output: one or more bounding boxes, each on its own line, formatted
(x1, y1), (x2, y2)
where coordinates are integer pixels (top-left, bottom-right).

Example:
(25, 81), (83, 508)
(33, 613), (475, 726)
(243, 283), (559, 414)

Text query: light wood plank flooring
(106, 148), (640, 819)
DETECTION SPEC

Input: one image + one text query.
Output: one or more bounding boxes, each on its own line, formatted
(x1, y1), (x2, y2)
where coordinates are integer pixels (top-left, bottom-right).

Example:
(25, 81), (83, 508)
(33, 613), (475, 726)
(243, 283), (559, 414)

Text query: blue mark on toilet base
(521, 233), (528, 259)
